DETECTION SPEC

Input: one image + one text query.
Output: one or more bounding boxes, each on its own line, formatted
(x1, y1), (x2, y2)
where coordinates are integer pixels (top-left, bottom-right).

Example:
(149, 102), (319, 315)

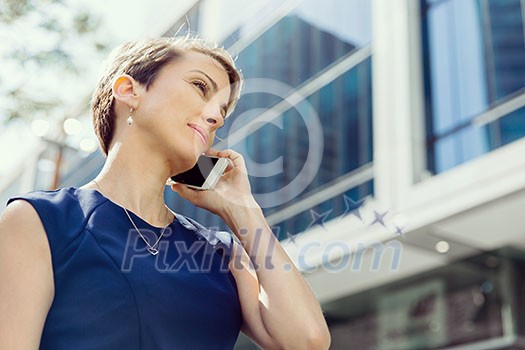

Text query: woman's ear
(112, 74), (141, 108)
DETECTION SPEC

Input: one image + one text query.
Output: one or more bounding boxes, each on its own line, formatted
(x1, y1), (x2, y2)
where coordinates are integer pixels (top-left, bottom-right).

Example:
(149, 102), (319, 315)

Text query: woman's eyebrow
(190, 69), (218, 93)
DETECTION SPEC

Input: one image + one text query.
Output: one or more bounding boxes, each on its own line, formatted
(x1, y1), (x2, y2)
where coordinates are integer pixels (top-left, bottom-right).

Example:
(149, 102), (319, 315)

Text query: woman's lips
(188, 124), (208, 145)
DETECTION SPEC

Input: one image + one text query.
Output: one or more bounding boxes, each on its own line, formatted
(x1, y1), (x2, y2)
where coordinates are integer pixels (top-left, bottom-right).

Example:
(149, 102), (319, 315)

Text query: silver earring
(127, 107), (134, 126)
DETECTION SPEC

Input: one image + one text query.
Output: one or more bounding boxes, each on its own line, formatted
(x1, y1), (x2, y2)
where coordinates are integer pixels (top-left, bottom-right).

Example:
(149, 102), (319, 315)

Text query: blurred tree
(0, 0), (112, 124)
(0, 0), (114, 189)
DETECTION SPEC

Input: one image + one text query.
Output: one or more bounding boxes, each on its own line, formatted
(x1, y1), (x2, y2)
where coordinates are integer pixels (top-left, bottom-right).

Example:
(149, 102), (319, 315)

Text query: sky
(0, 0), (195, 180)
(82, 0), (195, 42)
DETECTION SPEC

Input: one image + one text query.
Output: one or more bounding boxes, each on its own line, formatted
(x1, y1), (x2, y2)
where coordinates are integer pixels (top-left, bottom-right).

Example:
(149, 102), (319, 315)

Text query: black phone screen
(170, 156), (219, 187)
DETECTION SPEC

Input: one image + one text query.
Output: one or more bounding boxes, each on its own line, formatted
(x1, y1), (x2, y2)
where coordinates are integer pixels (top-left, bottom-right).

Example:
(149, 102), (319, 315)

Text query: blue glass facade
(167, 0), (374, 236)
(422, 0), (525, 174)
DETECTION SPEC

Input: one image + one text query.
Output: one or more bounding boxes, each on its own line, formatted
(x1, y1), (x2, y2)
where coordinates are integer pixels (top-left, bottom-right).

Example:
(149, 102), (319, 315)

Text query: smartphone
(169, 155), (229, 190)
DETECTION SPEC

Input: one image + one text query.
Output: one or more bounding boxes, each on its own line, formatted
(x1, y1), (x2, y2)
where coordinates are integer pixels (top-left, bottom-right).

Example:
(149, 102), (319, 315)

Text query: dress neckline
(74, 186), (177, 230)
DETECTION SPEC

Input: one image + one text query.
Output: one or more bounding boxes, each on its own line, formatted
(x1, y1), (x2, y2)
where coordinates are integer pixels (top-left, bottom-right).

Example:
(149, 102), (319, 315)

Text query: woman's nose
(205, 116), (218, 124)
(202, 103), (224, 126)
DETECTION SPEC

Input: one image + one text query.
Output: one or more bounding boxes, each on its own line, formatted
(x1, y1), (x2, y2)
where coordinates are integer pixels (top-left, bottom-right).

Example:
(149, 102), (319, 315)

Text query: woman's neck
(87, 141), (175, 227)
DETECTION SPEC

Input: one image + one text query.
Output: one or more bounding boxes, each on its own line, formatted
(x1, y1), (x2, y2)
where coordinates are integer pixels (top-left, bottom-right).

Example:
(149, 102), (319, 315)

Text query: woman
(0, 36), (330, 349)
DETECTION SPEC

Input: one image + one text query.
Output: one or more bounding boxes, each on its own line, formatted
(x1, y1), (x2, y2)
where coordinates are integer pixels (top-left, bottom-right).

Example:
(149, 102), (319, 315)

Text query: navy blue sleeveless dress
(7, 187), (242, 349)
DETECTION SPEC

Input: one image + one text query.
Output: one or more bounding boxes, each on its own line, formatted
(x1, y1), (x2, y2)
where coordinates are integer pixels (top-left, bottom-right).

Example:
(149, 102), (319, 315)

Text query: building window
(228, 0), (372, 234)
(168, 0), (373, 236)
(225, 0), (371, 87)
(421, 0), (525, 174)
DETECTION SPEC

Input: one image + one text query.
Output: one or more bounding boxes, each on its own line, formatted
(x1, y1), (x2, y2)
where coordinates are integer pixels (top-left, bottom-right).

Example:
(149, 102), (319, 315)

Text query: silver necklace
(92, 180), (172, 256)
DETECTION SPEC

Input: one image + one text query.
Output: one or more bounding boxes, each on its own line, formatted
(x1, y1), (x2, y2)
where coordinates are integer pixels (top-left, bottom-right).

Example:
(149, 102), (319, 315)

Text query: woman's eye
(193, 80), (208, 95)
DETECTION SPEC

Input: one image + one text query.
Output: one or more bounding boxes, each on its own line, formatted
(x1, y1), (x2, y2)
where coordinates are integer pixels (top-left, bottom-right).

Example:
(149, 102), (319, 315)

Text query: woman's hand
(170, 149), (259, 218)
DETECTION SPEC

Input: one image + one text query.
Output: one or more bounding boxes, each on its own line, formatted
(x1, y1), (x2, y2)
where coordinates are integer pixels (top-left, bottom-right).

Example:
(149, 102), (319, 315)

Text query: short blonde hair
(91, 36), (243, 155)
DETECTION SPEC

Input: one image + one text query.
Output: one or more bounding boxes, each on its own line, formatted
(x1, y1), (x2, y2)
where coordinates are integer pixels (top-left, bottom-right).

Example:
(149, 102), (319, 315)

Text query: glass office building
(1, 0), (524, 348)
(164, 0), (374, 239)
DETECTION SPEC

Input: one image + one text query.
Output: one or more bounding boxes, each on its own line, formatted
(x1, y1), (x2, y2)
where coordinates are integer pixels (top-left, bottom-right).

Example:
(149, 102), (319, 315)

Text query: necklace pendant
(147, 247), (159, 255)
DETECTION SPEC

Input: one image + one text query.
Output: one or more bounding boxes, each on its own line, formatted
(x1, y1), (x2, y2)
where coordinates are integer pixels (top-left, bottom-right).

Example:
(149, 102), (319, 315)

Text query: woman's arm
(171, 148), (330, 349)
(223, 201), (331, 350)
(0, 200), (54, 349)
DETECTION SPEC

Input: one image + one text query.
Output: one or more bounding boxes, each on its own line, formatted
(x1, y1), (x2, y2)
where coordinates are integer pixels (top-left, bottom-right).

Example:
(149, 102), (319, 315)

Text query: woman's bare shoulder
(0, 199), (53, 275)
(0, 199), (54, 348)
(2, 198), (40, 221)
(1, 199), (48, 242)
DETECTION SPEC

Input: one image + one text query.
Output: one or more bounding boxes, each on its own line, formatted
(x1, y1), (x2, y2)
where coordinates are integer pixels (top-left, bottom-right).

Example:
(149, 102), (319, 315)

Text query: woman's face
(135, 50), (232, 169)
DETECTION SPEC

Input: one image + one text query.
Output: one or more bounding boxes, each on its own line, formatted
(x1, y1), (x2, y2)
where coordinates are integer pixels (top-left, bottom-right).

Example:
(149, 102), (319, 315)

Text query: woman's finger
(204, 148), (220, 157)
(171, 183), (198, 201)
(215, 149), (246, 169)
